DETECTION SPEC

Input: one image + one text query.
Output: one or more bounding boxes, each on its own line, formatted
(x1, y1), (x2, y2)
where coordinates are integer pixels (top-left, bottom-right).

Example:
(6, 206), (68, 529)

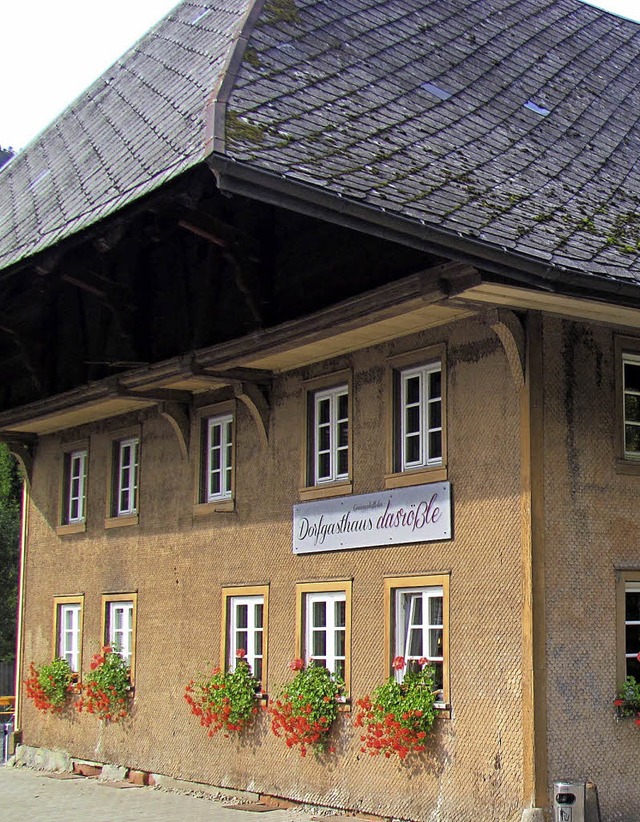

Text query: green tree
(0, 146), (14, 169)
(0, 444), (21, 662)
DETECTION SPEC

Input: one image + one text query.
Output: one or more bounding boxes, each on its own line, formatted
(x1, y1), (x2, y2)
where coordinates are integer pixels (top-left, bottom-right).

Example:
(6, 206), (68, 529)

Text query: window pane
(335, 629), (345, 657)
(625, 362), (640, 393)
(319, 427), (330, 451)
(412, 595), (423, 623)
(626, 395), (640, 422)
(429, 430), (442, 458)
(405, 376), (420, 405)
(430, 596), (443, 625)
(409, 628), (422, 656)
(236, 604), (248, 629)
(337, 393), (348, 419)
(312, 601), (327, 628)
(338, 421), (348, 448)
(236, 630), (248, 651)
(625, 425), (640, 453)
(626, 592), (640, 622)
(338, 449), (348, 476)
(254, 658), (263, 682)
(255, 632), (263, 656)
(335, 659), (345, 681)
(429, 400), (442, 428)
(312, 631), (327, 657)
(211, 426), (221, 447)
(429, 370), (441, 398)
(318, 453), (330, 479)
(255, 604), (264, 628)
(405, 435), (420, 463)
(433, 661), (443, 691)
(318, 399), (330, 425)
(406, 405), (420, 434)
(626, 624), (640, 652)
(429, 628), (443, 658)
(334, 599), (346, 627)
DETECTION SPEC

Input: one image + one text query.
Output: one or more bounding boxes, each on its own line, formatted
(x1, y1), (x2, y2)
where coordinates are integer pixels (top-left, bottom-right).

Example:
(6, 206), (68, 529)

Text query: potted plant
(76, 646), (132, 722)
(615, 675), (640, 723)
(269, 659), (342, 757)
(354, 656), (438, 760)
(185, 649), (260, 737)
(24, 658), (74, 713)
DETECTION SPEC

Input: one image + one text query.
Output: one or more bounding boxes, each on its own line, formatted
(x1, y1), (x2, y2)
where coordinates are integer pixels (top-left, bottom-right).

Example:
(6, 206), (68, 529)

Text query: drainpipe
(14, 479), (30, 734)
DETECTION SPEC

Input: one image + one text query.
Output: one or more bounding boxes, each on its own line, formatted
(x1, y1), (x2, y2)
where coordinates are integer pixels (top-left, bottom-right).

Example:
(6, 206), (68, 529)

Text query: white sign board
(293, 482), (451, 554)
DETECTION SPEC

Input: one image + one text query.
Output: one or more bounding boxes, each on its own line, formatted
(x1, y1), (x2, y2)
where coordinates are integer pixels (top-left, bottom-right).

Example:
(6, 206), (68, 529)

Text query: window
(103, 594), (137, 672)
(53, 596), (83, 673)
(622, 353), (640, 459)
(296, 581), (352, 691)
(385, 575), (449, 706)
(203, 414), (233, 502)
(386, 348), (446, 488)
(625, 582), (640, 680)
(310, 385), (349, 486)
(115, 437), (139, 517)
(398, 363), (442, 471)
(222, 586), (268, 690)
(63, 449), (87, 524)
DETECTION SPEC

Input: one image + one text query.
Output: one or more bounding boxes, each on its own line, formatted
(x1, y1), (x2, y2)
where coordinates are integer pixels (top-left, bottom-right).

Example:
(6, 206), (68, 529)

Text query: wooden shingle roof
(4, 0), (640, 289)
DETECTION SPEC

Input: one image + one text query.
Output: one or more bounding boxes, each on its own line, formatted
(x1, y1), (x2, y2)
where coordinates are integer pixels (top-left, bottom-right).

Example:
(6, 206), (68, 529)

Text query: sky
(0, 0), (639, 152)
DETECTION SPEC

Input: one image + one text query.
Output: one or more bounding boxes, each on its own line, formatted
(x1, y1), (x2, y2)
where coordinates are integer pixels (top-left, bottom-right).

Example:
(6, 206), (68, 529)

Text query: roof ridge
(204, 0), (268, 156)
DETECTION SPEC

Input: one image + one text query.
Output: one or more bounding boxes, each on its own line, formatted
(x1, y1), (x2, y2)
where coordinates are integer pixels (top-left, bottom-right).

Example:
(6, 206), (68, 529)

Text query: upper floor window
(63, 449), (87, 524)
(398, 363), (442, 471)
(203, 414), (233, 502)
(623, 353), (640, 459)
(223, 587), (268, 689)
(310, 385), (349, 485)
(115, 437), (139, 516)
(54, 596), (83, 673)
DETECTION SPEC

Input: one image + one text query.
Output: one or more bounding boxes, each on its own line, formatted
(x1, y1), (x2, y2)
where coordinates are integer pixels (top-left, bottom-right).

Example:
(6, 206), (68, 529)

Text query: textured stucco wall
(541, 316), (640, 822)
(20, 316), (524, 822)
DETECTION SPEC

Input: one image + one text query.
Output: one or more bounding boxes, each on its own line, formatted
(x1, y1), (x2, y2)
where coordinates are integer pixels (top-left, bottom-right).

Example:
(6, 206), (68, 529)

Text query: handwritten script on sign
(292, 482), (452, 554)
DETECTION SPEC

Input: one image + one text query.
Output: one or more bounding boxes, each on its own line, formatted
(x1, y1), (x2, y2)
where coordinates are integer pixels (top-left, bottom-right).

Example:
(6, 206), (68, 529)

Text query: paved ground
(0, 765), (321, 822)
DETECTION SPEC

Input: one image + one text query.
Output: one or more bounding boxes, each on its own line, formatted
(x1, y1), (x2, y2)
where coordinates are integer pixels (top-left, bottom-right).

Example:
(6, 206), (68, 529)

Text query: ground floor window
(53, 596), (84, 673)
(296, 580), (352, 691)
(222, 585), (268, 689)
(624, 579), (640, 680)
(102, 594), (137, 676)
(385, 574), (450, 706)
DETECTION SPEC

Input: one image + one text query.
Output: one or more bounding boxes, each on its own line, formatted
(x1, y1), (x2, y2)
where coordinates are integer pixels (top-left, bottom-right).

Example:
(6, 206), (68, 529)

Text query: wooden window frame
(295, 580), (352, 695)
(105, 426), (141, 528)
(300, 370), (353, 501)
(101, 593), (138, 681)
(384, 574), (450, 710)
(616, 571), (640, 685)
(52, 595), (84, 674)
(385, 345), (447, 490)
(57, 440), (89, 535)
(615, 337), (640, 475)
(193, 401), (236, 515)
(221, 585), (269, 694)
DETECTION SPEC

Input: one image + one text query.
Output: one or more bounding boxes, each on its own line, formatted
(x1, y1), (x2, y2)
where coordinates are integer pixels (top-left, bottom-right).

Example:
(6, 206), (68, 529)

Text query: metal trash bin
(554, 781), (586, 822)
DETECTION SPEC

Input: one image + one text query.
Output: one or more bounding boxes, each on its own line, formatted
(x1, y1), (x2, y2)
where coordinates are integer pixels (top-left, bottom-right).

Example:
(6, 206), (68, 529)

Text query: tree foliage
(0, 146), (14, 170)
(0, 444), (21, 662)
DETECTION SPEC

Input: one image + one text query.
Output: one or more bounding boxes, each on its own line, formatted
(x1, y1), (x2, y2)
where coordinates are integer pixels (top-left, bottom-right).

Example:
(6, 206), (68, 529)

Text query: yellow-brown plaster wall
(20, 317), (524, 822)
(541, 316), (640, 821)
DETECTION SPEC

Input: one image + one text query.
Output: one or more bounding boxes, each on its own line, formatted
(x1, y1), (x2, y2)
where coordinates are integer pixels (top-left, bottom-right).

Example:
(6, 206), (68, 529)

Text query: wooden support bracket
(158, 402), (191, 461)
(234, 382), (270, 448)
(487, 308), (525, 389)
(0, 436), (36, 487)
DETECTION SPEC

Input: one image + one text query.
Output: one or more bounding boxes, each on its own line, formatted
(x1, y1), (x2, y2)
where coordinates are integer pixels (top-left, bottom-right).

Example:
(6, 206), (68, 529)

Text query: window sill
(299, 481), (353, 502)
(56, 522), (87, 536)
(104, 514), (139, 530)
(615, 459), (640, 476)
(384, 466), (447, 489)
(193, 499), (235, 516)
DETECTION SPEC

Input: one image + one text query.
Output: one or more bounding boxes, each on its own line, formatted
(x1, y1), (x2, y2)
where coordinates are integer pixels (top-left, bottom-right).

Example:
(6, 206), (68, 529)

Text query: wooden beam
(158, 402), (190, 460)
(117, 388), (193, 404)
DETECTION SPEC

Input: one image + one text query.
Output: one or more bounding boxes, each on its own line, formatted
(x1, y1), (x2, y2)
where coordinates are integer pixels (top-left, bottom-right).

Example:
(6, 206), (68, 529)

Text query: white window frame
(394, 586), (444, 684)
(106, 600), (134, 665)
(623, 353), (640, 459)
(625, 581), (640, 678)
(312, 385), (349, 485)
(228, 594), (264, 684)
(304, 590), (347, 681)
(66, 449), (87, 524)
(399, 362), (442, 471)
(116, 437), (139, 516)
(57, 602), (82, 672)
(205, 414), (233, 502)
